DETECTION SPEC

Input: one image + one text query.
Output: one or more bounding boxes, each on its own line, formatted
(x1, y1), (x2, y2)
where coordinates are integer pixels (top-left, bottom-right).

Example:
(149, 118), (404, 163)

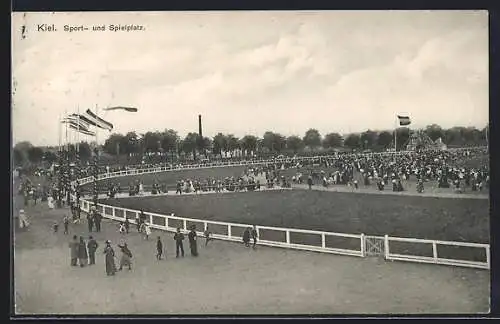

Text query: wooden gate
(364, 235), (385, 257)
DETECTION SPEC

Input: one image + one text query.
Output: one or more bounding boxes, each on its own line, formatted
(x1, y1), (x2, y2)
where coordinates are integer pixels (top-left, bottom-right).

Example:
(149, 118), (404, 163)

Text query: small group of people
(68, 236), (133, 276)
(173, 226), (199, 257)
(119, 216), (152, 240)
(242, 225), (258, 249)
(86, 207), (103, 232)
(68, 235), (99, 267)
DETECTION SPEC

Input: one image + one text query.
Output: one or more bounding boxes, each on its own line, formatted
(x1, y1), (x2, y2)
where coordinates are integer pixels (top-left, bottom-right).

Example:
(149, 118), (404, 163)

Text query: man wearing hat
(173, 227), (185, 258)
(87, 236), (99, 265)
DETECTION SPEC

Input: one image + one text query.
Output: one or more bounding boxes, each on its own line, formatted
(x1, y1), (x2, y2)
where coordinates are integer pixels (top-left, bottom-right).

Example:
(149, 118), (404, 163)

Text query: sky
(12, 11), (488, 146)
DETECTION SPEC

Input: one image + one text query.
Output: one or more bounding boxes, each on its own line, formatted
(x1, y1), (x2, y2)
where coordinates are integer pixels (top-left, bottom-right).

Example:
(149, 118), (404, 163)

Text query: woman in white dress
(47, 196), (55, 209)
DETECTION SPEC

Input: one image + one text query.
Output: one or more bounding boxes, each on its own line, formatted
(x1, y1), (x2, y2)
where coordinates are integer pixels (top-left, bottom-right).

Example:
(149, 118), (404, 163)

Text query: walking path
(14, 199), (489, 315)
(88, 183), (487, 201)
(292, 184), (489, 200)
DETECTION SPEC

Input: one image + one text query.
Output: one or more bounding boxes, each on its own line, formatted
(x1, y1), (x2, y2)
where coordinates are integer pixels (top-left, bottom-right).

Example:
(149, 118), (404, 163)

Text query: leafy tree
(201, 137), (212, 157)
(394, 127), (410, 150)
(78, 142), (92, 161)
(143, 131), (163, 152)
(14, 141), (33, 164)
(13, 148), (24, 166)
(286, 136), (305, 153)
(322, 132), (343, 149)
(344, 134), (361, 150)
(43, 150), (58, 164)
(212, 133), (227, 157)
(273, 133), (286, 152)
(360, 130), (377, 149)
(103, 133), (126, 155)
(377, 131), (393, 149)
(240, 135), (258, 156)
(262, 131), (286, 152)
(262, 131), (276, 152)
(303, 129), (322, 150)
(226, 134), (240, 157)
(425, 124), (445, 142)
(124, 132), (140, 154)
(182, 132), (199, 159)
(27, 146), (44, 164)
(161, 129), (179, 153)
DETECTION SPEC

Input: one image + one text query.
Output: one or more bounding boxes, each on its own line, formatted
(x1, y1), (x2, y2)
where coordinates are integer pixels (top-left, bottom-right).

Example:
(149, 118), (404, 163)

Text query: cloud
(12, 11), (488, 146)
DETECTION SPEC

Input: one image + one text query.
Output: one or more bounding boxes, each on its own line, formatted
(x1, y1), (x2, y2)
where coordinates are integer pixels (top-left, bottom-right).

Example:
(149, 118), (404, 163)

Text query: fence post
(183, 219), (187, 231)
(360, 234), (365, 257)
(112, 207), (115, 219)
(321, 233), (326, 249)
(204, 222), (208, 232)
(486, 246), (490, 269)
(286, 230), (290, 245)
(228, 225), (232, 238)
(149, 213), (153, 226)
(432, 242), (438, 262)
(384, 235), (389, 260)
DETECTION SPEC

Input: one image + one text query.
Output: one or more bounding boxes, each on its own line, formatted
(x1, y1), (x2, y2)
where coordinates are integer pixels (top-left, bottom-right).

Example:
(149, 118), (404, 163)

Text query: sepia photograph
(11, 10), (489, 315)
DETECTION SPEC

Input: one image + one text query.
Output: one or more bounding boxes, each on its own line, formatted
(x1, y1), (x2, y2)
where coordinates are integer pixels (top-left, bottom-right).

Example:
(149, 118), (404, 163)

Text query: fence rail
(71, 159), (490, 270)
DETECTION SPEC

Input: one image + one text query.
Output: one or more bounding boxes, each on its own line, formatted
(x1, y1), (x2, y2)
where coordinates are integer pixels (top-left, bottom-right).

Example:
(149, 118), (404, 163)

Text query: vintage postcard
(11, 11), (489, 315)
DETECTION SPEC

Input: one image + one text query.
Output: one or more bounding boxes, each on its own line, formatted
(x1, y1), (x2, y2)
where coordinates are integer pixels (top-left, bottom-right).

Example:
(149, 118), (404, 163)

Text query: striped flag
(397, 115), (411, 126)
(103, 106), (138, 112)
(69, 124), (96, 136)
(84, 109), (114, 131)
(61, 118), (91, 132)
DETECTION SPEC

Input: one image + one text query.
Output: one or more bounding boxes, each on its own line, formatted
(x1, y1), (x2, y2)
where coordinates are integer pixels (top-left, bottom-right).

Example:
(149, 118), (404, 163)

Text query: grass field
(100, 189), (489, 262)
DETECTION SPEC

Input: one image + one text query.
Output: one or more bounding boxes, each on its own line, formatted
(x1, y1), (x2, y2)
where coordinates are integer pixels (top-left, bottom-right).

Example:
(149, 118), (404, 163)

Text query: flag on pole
(84, 109), (114, 131)
(68, 124), (96, 136)
(397, 115), (411, 126)
(61, 118), (91, 132)
(103, 106), (138, 112)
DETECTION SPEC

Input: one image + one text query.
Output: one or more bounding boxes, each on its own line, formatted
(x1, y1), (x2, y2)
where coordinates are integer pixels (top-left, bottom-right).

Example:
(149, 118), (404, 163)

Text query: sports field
(101, 189), (489, 262)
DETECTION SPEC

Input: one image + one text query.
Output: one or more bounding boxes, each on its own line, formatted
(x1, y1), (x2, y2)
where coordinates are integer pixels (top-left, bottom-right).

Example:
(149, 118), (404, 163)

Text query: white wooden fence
(71, 160), (490, 270)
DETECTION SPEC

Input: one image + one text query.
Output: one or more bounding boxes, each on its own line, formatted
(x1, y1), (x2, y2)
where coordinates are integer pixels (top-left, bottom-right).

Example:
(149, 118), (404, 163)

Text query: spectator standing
(78, 236), (88, 267)
(242, 227), (251, 247)
(251, 225), (258, 249)
(188, 225), (198, 257)
(174, 228), (185, 258)
(87, 236), (99, 265)
(63, 215), (69, 234)
(156, 236), (163, 260)
(69, 235), (79, 266)
(103, 240), (116, 276)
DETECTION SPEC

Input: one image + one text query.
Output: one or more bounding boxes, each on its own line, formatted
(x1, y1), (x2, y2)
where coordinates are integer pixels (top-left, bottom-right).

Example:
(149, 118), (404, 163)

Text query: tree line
(13, 124), (488, 166)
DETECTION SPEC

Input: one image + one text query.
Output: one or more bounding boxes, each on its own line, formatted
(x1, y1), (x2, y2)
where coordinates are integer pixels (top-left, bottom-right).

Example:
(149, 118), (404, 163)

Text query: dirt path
(293, 184), (488, 199)
(14, 200), (489, 315)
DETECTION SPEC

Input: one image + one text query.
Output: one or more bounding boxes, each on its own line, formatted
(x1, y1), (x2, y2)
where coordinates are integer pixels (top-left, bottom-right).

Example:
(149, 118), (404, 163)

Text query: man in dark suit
(87, 235), (99, 265)
(173, 228), (185, 258)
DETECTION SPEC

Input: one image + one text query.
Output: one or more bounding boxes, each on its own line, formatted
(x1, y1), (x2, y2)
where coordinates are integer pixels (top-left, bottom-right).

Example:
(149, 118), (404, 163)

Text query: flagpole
(394, 115), (397, 161)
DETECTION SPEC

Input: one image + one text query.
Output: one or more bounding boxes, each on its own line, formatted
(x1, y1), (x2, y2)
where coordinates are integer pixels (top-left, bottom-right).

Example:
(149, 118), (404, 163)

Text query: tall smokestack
(198, 114), (203, 138)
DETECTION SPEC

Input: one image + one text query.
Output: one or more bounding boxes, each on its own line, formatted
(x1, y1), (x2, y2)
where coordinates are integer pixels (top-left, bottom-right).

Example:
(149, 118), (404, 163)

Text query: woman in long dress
(78, 236), (88, 267)
(103, 240), (116, 276)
